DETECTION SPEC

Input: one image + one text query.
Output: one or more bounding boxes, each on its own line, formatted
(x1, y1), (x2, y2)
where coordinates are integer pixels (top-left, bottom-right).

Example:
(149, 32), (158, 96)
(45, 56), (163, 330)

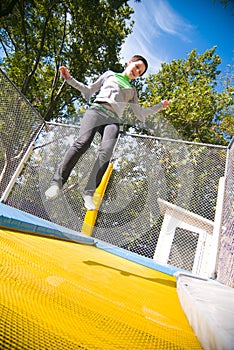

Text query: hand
(163, 100), (170, 108)
(59, 66), (71, 80)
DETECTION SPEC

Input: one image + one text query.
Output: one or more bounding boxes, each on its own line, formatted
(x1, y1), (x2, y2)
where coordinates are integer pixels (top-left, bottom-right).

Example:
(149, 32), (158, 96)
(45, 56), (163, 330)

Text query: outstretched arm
(59, 66), (110, 102)
(59, 65), (91, 100)
(131, 89), (170, 121)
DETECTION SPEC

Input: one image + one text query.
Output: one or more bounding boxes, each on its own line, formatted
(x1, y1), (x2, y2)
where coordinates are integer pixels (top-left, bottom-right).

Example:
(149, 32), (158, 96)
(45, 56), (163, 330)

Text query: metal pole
(0, 141), (35, 203)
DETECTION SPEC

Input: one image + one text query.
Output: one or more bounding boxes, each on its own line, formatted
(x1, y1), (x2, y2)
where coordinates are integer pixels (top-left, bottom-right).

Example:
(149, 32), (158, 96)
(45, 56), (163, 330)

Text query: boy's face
(124, 60), (146, 80)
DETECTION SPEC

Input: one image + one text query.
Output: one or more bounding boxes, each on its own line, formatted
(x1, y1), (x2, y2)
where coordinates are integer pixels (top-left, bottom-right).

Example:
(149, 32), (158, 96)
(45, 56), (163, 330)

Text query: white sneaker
(45, 184), (60, 199)
(83, 195), (96, 210)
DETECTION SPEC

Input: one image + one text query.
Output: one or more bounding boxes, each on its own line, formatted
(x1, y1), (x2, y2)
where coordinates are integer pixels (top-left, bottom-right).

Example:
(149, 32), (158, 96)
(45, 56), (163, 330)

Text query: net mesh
(168, 228), (199, 271)
(93, 135), (226, 259)
(216, 139), (234, 287)
(4, 124), (227, 274)
(0, 69), (44, 199)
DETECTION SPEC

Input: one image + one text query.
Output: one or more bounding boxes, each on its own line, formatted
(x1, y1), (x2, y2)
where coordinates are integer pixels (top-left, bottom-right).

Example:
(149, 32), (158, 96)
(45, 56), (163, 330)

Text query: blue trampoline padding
(96, 240), (182, 277)
(0, 202), (184, 276)
(0, 202), (95, 245)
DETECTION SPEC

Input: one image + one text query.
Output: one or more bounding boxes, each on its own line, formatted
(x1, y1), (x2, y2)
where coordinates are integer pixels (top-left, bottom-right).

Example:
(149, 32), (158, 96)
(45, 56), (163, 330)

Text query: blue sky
(121, 0), (234, 77)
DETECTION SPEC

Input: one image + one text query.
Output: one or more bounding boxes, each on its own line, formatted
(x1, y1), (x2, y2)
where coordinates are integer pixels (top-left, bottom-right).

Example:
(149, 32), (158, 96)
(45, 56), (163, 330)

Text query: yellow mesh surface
(0, 228), (202, 349)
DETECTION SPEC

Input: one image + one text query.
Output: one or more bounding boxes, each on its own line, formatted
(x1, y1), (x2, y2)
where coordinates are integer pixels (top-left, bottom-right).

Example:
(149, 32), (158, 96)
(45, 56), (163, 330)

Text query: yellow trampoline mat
(0, 228), (202, 349)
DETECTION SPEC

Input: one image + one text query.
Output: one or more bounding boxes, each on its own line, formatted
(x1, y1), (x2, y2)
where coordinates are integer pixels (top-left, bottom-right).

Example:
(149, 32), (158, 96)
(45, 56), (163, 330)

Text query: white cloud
(121, 0), (195, 74)
(153, 0), (195, 41)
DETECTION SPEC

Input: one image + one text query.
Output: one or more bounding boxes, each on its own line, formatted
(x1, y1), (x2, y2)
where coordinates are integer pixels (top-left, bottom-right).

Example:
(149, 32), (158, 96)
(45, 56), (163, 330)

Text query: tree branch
(21, 2), (57, 95)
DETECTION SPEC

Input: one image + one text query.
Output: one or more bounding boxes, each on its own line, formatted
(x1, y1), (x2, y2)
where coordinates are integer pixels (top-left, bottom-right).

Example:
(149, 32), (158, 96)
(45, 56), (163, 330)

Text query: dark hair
(130, 55), (148, 75)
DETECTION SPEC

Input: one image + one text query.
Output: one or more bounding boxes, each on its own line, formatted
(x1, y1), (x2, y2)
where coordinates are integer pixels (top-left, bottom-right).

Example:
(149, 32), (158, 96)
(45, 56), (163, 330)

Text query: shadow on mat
(83, 260), (176, 288)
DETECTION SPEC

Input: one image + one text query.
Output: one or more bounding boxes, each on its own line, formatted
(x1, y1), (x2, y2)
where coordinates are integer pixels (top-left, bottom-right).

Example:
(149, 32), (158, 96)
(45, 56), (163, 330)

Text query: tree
(0, 0), (134, 121)
(217, 63), (234, 138)
(141, 47), (233, 145)
(215, 0), (234, 11)
(0, 0), (20, 18)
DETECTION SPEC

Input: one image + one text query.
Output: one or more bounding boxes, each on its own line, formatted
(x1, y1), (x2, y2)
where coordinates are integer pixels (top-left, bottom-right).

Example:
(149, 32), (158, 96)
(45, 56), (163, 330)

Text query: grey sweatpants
(52, 105), (119, 195)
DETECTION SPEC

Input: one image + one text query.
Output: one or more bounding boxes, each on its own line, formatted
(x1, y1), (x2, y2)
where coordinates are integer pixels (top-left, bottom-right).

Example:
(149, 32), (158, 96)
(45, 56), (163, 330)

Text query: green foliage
(1, 4), (233, 144)
(142, 47), (233, 145)
(0, 0), (134, 121)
